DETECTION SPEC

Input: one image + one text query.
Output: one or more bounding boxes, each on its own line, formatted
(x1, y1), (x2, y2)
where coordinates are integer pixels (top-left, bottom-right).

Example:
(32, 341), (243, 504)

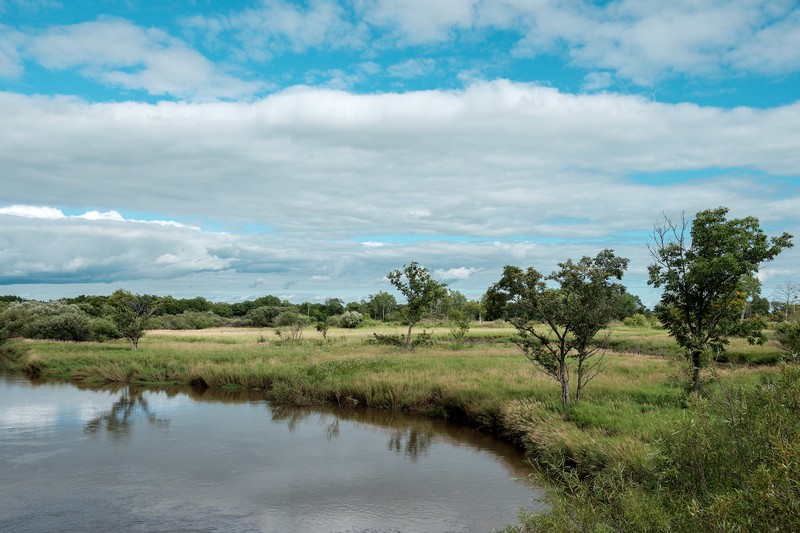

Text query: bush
(89, 317), (121, 341)
(274, 312), (311, 342)
(338, 310), (364, 328)
(0, 301), (93, 341)
(149, 311), (225, 330)
(243, 306), (282, 328)
(775, 320), (800, 360)
(622, 313), (650, 328)
(513, 365), (800, 531)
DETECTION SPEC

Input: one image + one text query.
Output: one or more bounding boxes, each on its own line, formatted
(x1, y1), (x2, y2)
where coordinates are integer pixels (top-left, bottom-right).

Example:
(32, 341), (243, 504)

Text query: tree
(648, 207), (793, 390)
(771, 281), (800, 321)
(486, 249), (629, 414)
(365, 291), (397, 321)
(107, 290), (159, 351)
(387, 262), (447, 349)
(274, 311), (310, 342)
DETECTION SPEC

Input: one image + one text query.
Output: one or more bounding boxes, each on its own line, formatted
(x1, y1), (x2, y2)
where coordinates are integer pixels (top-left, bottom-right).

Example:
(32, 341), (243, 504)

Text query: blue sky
(1, 0), (799, 306)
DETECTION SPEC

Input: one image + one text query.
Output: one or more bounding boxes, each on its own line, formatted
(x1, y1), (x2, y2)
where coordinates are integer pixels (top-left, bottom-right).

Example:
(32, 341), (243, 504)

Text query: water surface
(0, 374), (542, 532)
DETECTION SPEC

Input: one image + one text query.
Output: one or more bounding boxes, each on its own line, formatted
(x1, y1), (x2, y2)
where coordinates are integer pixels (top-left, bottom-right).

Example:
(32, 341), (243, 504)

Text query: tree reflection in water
(388, 428), (434, 461)
(270, 404), (341, 441)
(84, 386), (169, 439)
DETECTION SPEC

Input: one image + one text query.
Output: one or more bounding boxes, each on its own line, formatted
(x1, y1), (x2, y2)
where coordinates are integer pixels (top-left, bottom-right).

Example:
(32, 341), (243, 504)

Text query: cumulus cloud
(0, 80), (798, 302)
(2, 82), (798, 241)
(183, 0), (368, 62)
(433, 267), (480, 281)
(25, 18), (261, 99)
(353, 0), (800, 84)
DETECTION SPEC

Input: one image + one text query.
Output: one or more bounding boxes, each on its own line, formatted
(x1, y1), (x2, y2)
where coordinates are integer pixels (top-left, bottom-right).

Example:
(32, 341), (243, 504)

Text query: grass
(0, 321), (791, 530)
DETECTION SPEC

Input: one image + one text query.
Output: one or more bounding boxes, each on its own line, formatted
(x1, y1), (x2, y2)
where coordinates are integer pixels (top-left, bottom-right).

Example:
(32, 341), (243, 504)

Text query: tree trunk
(690, 348), (702, 391)
(559, 361), (571, 415)
(405, 323), (413, 349)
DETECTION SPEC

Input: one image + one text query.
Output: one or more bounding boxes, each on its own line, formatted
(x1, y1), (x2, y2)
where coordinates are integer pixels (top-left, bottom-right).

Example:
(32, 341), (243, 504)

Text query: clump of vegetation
(486, 249), (629, 414)
(510, 365), (800, 532)
(448, 310), (471, 348)
(338, 310), (364, 328)
(274, 311), (311, 342)
(648, 207), (793, 390)
(775, 320), (800, 361)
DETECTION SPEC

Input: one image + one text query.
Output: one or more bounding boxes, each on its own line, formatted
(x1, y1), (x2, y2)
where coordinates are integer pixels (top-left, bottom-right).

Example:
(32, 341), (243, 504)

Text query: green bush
(338, 310), (364, 328)
(622, 313), (650, 328)
(514, 365), (800, 531)
(775, 320), (800, 360)
(0, 301), (93, 341)
(89, 317), (121, 341)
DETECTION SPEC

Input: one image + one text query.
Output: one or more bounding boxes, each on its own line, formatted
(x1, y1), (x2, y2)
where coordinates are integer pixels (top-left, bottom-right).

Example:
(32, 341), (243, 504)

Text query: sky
(1, 0), (799, 307)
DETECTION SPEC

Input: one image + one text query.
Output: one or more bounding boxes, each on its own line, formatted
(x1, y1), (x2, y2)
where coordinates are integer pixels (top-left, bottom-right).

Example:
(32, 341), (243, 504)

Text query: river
(0, 374), (543, 532)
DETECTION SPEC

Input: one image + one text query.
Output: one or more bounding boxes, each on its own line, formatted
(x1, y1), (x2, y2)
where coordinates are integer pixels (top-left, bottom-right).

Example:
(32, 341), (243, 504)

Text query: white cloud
(0, 205), (64, 218)
(25, 18), (261, 99)
(352, 0), (800, 84)
(0, 24), (23, 77)
(0, 81), (798, 301)
(356, 0), (477, 44)
(183, 0), (367, 62)
(433, 267), (480, 281)
(386, 58), (436, 79)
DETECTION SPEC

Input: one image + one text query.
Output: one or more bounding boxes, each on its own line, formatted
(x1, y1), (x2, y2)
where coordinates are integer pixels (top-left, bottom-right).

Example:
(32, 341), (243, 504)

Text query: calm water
(0, 374), (542, 532)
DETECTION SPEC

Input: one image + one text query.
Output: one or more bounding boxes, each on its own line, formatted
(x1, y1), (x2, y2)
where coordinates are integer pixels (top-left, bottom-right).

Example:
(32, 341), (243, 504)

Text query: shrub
(775, 320), (800, 360)
(90, 317), (122, 341)
(0, 301), (93, 341)
(274, 312), (311, 342)
(338, 310), (364, 328)
(622, 313), (650, 328)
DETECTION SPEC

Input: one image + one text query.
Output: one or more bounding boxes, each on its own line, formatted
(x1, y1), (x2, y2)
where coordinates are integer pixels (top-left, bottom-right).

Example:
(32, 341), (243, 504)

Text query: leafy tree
(448, 309), (471, 347)
(274, 311), (310, 342)
(365, 291), (397, 321)
(648, 207), (793, 390)
(323, 298), (345, 317)
(487, 249), (629, 413)
(315, 317), (330, 341)
(107, 290), (160, 351)
(387, 262), (447, 349)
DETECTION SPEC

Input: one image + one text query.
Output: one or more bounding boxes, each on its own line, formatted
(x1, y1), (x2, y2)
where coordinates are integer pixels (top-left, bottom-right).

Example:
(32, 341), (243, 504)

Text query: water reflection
(83, 386), (170, 438)
(1, 374), (543, 533)
(388, 428), (433, 461)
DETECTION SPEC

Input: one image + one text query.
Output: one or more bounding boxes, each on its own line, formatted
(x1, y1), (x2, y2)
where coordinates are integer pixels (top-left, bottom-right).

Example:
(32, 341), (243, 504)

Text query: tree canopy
(648, 207), (793, 389)
(486, 249), (629, 413)
(387, 262), (447, 349)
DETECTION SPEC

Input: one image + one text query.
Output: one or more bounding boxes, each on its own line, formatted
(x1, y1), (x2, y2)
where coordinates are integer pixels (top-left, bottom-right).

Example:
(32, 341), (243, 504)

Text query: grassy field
(1, 321), (793, 530)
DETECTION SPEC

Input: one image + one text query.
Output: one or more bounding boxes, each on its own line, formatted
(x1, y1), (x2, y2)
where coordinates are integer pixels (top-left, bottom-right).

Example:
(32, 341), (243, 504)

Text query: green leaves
(648, 207), (793, 388)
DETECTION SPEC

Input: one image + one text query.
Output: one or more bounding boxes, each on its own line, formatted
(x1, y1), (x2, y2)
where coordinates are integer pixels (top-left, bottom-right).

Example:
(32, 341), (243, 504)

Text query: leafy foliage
(648, 207), (793, 389)
(107, 290), (160, 351)
(487, 249), (629, 413)
(775, 320), (800, 360)
(387, 262), (447, 349)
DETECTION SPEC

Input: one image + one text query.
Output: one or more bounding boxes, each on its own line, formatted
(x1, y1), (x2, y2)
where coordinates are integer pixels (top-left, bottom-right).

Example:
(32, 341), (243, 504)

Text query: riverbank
(1, 323), (793, 530)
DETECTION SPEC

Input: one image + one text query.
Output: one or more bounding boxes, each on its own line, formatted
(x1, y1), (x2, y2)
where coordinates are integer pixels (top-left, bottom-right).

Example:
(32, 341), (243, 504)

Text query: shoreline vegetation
(2, 322), (798, 531)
